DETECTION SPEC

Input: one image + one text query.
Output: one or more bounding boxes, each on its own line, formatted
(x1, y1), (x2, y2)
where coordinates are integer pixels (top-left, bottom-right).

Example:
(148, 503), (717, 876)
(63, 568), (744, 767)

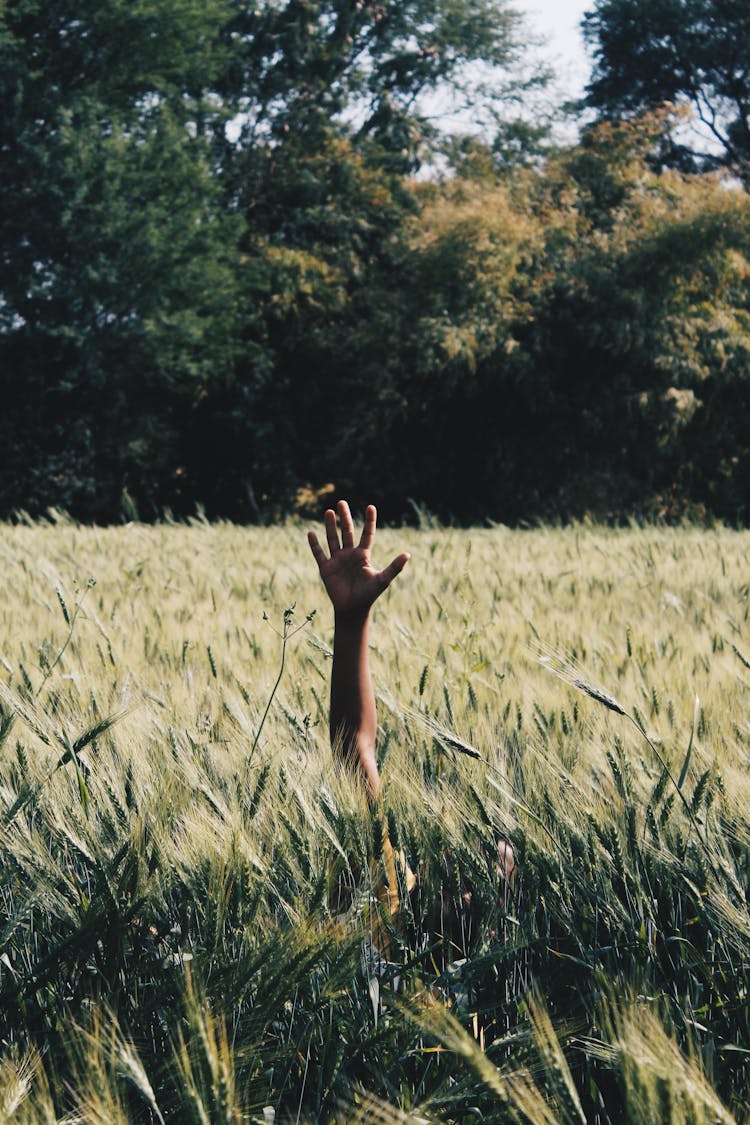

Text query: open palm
(308, 501), (409, 618)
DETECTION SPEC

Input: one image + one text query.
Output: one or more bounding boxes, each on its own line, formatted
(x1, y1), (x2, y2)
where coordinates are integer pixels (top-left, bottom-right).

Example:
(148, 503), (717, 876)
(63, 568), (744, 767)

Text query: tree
(0, 0), (543, 521)
(0, 0), (244, 518)
(206, 0), (539, 517)
(217, 0), (525, 158)
(582, 0), (750, 178)
(330, 113), (750, 524)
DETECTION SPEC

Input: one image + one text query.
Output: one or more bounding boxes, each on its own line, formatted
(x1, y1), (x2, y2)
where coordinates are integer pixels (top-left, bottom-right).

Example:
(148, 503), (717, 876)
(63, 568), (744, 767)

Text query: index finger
(359, 504), (377, 551)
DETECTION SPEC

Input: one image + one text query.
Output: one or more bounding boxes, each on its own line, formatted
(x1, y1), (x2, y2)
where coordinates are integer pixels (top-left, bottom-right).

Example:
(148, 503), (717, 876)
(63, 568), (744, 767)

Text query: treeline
(2, 0), (750, 524)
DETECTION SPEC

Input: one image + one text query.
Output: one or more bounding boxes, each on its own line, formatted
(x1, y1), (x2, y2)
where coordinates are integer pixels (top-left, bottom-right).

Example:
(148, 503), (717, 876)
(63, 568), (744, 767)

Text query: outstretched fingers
(377, 551), (410, 593)
(324, 508), (340, 555)
(337, 500), (356, 549)
(307, 530), (327, 570)
(359, 504), (377, 551)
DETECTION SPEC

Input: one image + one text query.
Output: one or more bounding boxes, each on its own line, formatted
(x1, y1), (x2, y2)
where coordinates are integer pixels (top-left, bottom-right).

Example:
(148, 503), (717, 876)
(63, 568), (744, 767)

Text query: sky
(418, 0), (594, 146)
(524, 0), (721, 155)
(525, 0), (592, 102)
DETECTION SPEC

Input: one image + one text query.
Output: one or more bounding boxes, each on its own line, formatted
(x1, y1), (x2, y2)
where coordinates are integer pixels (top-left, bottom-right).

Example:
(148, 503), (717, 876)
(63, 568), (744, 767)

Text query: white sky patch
(414, 0), (594, 149)
(524, 0), (727, 158)
(226, 0), (598, 149)
(524, 0), (592, 103)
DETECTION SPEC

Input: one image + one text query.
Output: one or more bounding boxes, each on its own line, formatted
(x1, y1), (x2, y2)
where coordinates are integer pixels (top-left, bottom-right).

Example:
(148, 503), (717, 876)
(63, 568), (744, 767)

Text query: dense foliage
(266, 112), (750, 524)
(1, 520), (750, 1121)
(2, 0), (750, 524)
(583, 0), (750, 176)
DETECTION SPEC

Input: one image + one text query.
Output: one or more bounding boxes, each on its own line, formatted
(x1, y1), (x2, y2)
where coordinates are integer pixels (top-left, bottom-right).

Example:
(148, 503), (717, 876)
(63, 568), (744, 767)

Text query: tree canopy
(583, 0), (750, 178)
(1, 0), (750, 524)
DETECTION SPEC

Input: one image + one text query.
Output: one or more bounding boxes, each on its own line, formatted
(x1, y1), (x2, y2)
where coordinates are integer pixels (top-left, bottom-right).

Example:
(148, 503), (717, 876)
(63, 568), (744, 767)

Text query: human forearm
(308, 500), (408, 800)
(330, 609), (380, 798)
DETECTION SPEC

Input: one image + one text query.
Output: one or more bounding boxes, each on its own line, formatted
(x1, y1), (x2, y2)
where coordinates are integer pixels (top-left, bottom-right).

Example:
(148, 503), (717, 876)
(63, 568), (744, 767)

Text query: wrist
(334, 606), (371, 631)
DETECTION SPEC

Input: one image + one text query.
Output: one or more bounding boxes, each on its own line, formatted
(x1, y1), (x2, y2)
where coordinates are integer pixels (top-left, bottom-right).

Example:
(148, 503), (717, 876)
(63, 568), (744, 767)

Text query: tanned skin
(309, 500), (514, 908)
(308, 500), (409, 799)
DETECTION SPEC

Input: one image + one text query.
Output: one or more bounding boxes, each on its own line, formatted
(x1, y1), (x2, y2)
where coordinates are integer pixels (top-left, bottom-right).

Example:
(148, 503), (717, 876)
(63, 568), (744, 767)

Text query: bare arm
(308, 500), (409, 799)
(330, 610), (379, 795)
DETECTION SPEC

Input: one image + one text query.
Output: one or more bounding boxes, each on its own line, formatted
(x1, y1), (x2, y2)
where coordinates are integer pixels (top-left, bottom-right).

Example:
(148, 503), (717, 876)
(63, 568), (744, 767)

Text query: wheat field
(0, 516), (749, 1122)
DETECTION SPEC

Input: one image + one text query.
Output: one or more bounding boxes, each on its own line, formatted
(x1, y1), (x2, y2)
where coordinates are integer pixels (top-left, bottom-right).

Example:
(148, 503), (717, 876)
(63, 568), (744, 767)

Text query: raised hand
(308, 500), (409, 620)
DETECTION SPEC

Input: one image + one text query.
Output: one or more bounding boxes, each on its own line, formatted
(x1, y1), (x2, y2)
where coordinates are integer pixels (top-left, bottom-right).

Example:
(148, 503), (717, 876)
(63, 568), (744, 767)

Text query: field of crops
(0, 516), (749, 1123)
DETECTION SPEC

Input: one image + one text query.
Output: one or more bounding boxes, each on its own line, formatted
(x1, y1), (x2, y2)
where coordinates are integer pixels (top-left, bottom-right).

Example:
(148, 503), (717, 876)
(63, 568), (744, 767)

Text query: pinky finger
(307, 530), (327, 568)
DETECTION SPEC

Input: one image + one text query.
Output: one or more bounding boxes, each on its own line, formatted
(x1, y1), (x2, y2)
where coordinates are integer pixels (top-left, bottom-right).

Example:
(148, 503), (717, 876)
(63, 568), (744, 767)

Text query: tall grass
(0, 518), (749, 1121)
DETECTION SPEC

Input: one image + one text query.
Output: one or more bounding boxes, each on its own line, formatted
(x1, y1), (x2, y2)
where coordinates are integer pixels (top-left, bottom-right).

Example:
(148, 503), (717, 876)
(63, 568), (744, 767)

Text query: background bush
(2, 2), (750, 524)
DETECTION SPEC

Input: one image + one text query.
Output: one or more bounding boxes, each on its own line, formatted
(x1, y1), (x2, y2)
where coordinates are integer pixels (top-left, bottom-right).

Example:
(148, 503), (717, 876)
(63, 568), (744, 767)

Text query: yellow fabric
(329, 817), (416, 961)
(370, 823), (416, 960)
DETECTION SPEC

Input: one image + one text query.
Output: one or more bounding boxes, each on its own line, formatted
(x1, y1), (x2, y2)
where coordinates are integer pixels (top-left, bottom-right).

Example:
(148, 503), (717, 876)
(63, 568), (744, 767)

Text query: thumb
(377, 552), (410, 592)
